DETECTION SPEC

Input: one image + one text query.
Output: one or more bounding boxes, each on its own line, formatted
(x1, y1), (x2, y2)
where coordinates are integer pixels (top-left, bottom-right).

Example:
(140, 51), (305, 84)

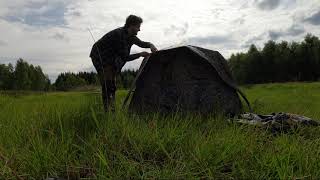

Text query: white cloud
(0, 0), (320, 82)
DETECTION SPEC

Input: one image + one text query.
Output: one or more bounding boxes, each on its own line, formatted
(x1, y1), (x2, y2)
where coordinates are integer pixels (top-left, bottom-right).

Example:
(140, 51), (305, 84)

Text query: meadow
(1, 82), (320, 179)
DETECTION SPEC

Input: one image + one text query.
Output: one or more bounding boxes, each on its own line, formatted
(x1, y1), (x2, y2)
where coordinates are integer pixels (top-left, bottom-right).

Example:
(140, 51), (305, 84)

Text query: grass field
(1, 82), (320, 179)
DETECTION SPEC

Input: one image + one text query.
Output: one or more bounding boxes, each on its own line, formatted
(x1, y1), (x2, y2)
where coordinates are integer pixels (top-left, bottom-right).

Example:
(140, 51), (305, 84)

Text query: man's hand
(140, 51), (150, 58)
(150, 44), (158, 53)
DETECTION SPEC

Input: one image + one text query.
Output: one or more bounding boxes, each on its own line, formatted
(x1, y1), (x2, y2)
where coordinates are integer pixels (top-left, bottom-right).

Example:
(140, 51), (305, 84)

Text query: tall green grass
(0, 82), (320, 179)
(243, 82), (320, 118)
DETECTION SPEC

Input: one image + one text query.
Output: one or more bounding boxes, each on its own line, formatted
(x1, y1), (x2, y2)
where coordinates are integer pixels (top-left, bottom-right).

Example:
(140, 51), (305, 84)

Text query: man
(90, 15), (158, 112)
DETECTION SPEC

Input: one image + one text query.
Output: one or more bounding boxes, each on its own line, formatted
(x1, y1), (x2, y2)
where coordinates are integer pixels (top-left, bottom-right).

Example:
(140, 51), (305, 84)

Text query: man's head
(124, 15), (143, 36)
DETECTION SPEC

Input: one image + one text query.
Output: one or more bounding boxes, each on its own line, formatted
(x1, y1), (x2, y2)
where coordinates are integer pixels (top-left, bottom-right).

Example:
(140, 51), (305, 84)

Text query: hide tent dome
(126, 45), (251, 115)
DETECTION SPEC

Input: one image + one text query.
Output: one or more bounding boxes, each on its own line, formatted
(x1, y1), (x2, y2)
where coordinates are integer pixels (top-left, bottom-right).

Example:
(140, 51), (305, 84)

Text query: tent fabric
(126, 45), (251, 115)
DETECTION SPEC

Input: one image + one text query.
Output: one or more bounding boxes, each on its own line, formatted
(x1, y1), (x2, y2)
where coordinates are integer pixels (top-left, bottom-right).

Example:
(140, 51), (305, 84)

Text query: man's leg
(106, 79), (116, 112)
(100, 76), (109, 112)
(91, 57), (109, 111)
(102, 65), (117, 112)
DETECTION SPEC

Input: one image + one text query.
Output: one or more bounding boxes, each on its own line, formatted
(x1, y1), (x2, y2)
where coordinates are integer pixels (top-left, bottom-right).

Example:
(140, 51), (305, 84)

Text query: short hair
(124, 15), (143, 28)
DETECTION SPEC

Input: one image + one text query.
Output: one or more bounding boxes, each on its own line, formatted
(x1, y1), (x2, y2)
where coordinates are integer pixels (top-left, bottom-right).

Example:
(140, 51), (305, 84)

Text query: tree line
(53, 70), (137, 91)
(228, 34), (320, 84)
(0, 58), (50, 91)
(0, 58), (138, 91)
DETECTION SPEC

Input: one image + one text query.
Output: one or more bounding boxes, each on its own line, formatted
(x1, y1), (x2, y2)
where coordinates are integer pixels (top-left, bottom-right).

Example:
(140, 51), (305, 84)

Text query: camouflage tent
(124, 45), (251, 115)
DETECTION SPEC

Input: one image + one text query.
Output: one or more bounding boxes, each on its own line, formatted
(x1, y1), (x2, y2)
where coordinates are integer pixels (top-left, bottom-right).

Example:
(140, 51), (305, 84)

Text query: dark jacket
(90, 27), (151, 72)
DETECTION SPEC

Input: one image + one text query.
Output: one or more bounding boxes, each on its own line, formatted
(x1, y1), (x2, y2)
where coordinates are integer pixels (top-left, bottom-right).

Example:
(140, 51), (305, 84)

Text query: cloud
(164, 23), (189, 37)
(268, 24), (305, 40)
(0, 40), (7, 46)
(0, 0), (319, 82)
(1, 1), (68, 27)
(254, 0), (280, 10)
(304, 10), (320, 25)
(50, 32), (69, 42)
(242, 34), (265, 48)
(232, 17), (245, 25)
(82, 65), (96, 72)
(188, 35), (236, 45)
(71, 11), (82, 17)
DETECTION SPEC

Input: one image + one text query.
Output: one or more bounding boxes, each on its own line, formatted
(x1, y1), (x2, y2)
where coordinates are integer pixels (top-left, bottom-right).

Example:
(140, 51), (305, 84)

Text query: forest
(228, 34), (320, 84)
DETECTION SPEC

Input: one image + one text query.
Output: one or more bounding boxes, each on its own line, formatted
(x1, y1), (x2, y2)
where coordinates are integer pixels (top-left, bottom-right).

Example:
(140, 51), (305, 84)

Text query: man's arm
(118, 36), (154, 61)
(113, 32), (153, 62)
(112, 30), (140, 62)
(126, 52), (150, 62)
(133, 36), (158, 52)
(126, 53), (142, 62)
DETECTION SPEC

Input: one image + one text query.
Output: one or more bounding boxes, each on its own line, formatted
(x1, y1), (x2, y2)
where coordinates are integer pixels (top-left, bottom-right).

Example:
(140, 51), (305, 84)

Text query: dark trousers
(98, 64), (116, 112)
(92, 57), (117, 112)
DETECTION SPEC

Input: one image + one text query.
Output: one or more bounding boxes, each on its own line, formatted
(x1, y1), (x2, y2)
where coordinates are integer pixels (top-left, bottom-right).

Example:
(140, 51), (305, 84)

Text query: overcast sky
(0, 0), (319, 81)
